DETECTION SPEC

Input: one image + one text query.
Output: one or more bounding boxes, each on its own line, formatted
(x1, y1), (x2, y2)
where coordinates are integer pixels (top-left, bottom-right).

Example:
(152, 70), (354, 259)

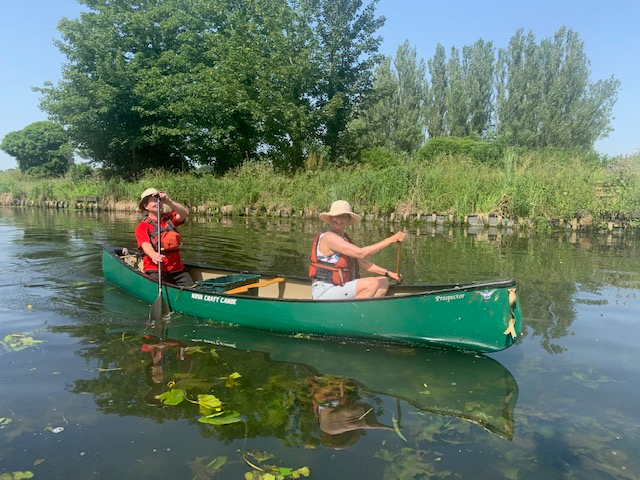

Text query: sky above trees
(1, 0), (638, 170)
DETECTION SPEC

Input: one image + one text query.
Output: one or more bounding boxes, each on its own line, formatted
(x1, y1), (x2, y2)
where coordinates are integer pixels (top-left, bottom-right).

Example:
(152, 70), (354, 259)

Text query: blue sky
(1, 0), (638, 171)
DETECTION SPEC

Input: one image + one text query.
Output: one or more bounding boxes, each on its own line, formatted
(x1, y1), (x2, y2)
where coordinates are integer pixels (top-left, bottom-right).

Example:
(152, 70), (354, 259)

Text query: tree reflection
(52, 317), (519, 449)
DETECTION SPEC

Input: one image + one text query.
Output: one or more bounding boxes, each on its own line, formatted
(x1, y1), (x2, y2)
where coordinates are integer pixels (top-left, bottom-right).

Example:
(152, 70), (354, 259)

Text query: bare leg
(355, 277), (390, 298)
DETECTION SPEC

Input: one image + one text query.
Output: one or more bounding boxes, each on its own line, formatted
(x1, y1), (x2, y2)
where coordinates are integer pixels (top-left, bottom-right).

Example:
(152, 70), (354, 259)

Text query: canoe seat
(225, 277), (285, 295)
(195, 274), (261, 294)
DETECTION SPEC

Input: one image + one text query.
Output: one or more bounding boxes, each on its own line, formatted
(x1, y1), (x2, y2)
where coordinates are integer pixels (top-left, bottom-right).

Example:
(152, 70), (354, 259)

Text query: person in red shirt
(135, 188), (194, 287)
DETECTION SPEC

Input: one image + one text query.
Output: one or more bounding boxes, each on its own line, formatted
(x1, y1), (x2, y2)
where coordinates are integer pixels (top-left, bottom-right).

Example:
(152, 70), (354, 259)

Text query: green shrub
(359, 147), (400, 169)
(418, 137), (504, 164)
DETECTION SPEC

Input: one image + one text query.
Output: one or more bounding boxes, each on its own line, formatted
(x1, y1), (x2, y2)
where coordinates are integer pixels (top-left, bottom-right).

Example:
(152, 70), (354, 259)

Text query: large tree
(445, 46), (466, 137)
(38, 0), (195, 177)
(37, 0), (384, 176)
(304, 0), (385, 164)
(0, 121), (73, 176)
(392, 41), (428, 154)
(348, 40), (427, 155)
(463, 39), (494, 136)
(426, 44), (447, 138)
(496, 27), (619, 149)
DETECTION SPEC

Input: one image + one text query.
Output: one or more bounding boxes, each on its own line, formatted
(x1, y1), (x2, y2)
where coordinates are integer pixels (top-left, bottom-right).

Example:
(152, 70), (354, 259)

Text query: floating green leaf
(241, 451), (310, 479)
(155, 388), (186, 405)
(290, 467), (310, 478)
(1, 334), (45, 352)
(0, 472), (34, 480)
(197, 394), (223, 415)
(0, 417), (12, 428)
(198, 410), (242, 425)
(225, 371), (242, 388)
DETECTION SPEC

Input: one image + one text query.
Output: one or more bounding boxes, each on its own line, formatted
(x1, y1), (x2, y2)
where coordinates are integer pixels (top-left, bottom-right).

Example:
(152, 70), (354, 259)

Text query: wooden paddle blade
(149, 293), (170, 325)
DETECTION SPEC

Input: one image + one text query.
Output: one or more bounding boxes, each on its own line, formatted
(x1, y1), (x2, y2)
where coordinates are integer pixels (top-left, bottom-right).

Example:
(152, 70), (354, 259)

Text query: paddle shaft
(395, 241), (402, 284)
(156, 196), (163, 294)
(148, 195), (169, 326)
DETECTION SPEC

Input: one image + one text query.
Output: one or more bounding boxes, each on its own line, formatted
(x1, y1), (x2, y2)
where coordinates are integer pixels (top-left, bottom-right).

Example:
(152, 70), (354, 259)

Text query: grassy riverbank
(1, 149), (639, 229)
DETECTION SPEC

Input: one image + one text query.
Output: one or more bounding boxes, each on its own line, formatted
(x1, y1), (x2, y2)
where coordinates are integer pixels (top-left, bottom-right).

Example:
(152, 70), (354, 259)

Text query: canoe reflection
(157, 318), (519, 441)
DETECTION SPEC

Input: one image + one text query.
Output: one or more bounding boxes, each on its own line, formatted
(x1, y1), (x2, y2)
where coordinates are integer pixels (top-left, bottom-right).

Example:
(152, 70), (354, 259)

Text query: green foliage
(350, 41), (427, 155)
(309, 0), (385, 164)
(2, 150), (639, 228)
(0, 121), (73, 177)
(359, 147), (400, 169)
(418, 137), (504, 164)
(0, 472), (34, 480)
(242, 450), (310, 480)
(1, 333), (45, 352)
(495, 27), (620, 149)
(37, 0), (385, 177)
(155, 386), (243, 424)
(67, 163), (95, 181)
(426, 44), (447, 138)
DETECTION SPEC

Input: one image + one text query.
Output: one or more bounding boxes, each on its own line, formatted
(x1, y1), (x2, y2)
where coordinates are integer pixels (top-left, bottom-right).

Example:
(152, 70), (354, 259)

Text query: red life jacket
(309, 232), (359, 286)
(144, 215), (183, 252)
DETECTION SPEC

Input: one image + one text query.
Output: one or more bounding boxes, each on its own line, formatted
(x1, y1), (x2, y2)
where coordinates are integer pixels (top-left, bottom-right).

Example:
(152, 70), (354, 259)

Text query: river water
(0, 206), (638, 479)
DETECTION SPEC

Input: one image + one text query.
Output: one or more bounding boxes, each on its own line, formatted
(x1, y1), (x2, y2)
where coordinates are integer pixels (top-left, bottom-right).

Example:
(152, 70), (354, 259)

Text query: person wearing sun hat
(309, 200), (406, 299)
(134, 188), (194, 287)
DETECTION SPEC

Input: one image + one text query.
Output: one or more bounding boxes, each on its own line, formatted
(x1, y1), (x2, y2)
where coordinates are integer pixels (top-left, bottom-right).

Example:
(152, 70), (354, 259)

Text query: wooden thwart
(224, 277), (285, 295)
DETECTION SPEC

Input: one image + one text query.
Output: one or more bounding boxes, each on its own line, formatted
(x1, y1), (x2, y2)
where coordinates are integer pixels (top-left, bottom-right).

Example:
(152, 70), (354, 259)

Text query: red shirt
(135, 211), (185, 272)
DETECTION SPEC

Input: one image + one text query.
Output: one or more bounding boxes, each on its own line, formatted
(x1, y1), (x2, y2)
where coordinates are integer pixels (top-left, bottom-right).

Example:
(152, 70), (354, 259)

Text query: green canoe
(102, 245), (523, 352)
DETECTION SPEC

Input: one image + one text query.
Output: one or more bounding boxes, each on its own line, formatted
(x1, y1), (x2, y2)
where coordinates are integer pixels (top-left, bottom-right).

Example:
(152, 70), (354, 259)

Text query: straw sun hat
(319, 200), (361, 224)
(138, 187), (159, 210)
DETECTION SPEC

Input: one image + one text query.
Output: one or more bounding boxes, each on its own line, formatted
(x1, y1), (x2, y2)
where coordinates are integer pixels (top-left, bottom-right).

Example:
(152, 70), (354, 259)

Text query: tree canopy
(0, 121), (73, 176)
(32, 0), (619, 178)
(494, 27), (619, 149)
(355, 27), (618, 156)
(37, 0), (384, 177)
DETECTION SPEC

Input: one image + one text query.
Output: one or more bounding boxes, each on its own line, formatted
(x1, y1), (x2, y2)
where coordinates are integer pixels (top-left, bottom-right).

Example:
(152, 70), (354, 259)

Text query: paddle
(149, 195), (170, 326)
(395, 241), (402, 285)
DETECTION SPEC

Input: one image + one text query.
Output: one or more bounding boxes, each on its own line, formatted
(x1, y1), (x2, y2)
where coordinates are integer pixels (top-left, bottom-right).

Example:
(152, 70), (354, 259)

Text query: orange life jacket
(309, 232), (359, 286)
(145, 215), (183, 252)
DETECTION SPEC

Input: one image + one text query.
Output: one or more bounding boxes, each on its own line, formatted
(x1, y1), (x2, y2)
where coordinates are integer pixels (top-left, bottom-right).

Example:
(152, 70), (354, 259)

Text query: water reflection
(310, 375), (394, 449)
(57, 290), (520, 447)
(3, 207), (640, 478)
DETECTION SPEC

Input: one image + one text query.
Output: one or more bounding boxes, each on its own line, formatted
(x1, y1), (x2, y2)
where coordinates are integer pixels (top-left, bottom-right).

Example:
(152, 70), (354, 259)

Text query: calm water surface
(0, 207), (639, 479)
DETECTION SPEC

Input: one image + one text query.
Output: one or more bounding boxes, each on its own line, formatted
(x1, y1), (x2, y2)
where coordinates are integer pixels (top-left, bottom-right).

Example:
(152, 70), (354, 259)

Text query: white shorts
(312, 280), (358, 300)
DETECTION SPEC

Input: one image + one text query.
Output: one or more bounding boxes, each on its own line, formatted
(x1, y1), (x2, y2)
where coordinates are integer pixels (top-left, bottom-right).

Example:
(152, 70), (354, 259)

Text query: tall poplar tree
(495, 29), (542, 148)
(346, 55), (396, 151)
(445, 46), (467, 137)
(496, 27), (619, 149)
(347, 40), (427, 155)
(536, 27), (619, 149)
(426, 44), (447, 138)
(391, 41), (427, 153)
(463, 39), (494, 136)
(305, 0), (385, 164)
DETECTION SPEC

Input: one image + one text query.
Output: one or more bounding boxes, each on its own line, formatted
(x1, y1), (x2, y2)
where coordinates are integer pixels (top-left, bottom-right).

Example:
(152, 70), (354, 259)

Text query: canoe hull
(101, 245), (522, 352)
